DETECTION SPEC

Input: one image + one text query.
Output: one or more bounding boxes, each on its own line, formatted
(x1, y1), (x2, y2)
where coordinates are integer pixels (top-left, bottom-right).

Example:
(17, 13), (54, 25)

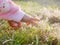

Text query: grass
(0, 1), (60, 45)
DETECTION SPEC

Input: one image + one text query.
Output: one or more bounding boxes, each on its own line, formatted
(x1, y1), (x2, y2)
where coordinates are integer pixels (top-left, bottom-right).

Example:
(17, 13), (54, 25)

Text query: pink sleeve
(7, 0), (12, 1)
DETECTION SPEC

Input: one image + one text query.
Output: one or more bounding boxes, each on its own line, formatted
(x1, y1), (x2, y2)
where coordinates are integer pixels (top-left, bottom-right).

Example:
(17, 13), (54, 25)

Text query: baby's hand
(26, 18), (40, 26)
(21, 15), (40, 26)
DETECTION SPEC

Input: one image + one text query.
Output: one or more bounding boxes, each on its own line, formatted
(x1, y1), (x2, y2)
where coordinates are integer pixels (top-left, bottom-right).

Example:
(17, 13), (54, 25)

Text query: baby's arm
(7, 0), (40, 29)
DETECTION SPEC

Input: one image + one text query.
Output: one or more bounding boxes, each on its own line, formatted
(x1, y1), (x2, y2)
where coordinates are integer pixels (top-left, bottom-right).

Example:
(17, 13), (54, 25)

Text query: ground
(0, 1), (60, 45)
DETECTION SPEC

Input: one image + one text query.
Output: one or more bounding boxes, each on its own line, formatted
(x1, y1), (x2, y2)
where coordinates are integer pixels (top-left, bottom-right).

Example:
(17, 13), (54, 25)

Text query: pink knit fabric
(0, 0), (19, 20)
(0, 0), (2, 3)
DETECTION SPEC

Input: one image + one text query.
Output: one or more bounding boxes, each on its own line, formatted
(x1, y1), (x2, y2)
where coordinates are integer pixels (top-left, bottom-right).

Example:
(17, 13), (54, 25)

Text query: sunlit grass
(0, 1), (60, 45)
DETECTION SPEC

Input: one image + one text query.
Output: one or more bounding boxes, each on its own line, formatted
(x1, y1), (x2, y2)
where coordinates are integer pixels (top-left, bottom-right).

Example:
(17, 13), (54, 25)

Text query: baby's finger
(30, 20), (36, 26)
(26, 21), (34, 26)
(26, 22), (30, 25)
(31, 18), (40, 21)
